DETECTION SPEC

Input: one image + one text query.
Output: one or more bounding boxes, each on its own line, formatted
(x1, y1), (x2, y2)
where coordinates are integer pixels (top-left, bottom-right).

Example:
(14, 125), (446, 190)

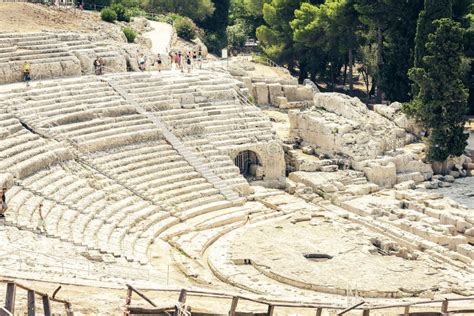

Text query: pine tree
(406, 19), (469, 162)
(256, 0), (304, 68)
(354, 0), (424, 102)
(378, 0), (423, 102)
(291, 0), (360, 90)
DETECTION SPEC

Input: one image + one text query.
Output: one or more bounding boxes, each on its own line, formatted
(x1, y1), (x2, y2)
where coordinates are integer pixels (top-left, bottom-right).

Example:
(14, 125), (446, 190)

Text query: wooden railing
(1, 280), (73, 316)
(123, 285), (474, 316)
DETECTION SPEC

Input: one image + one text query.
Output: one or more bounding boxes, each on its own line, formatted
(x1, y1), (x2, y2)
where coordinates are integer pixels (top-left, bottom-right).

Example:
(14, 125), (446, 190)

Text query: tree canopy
(145, 0), (215, 21)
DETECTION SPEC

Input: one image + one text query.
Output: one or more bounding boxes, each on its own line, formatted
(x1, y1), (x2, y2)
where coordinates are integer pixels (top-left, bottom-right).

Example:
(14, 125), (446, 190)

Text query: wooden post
(229, 296), (239, 316)
(174, 289), (187, 316)
(4, 282), (16, 314)
(362, 309), (370, 316)
(27, 290), (35, 316)
(267, 305), (274, 316)
(177, 289), (186, 304)
(65, 303), (74, 316)
(441, 299), (449, 315)
(124, 286), (132, 315)
(42, 295), (51, 316)
(403, 306), (410, 316)
(316, 308), (322, 316)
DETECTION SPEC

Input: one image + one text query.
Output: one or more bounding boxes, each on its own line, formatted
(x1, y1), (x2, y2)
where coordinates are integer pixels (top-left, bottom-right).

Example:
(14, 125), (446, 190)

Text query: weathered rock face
(225, 58), (314, 108)
(289, 93), (433, 188)
(373, 102), (423, 136)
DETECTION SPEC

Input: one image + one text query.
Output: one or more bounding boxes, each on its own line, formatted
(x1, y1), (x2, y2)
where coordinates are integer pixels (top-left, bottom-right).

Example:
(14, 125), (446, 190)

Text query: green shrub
(174, 16), (197, 41)
(227, 23), (248, 48)
(154, 14), (174, 24)
(101, 7), (117, 22)
(126, 7), (145, 17)
(110, 3), (130, 22)
(122, 27), (137, 43)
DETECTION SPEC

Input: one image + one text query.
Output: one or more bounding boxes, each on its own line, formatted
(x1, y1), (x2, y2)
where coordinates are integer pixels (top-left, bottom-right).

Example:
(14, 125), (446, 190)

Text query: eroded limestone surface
(231, 219), (445, 298)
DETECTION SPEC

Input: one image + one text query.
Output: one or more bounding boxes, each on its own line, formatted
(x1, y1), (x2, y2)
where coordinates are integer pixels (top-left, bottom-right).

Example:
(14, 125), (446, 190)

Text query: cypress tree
(413, 0), (453, 67)
(407, 19), (469, 162)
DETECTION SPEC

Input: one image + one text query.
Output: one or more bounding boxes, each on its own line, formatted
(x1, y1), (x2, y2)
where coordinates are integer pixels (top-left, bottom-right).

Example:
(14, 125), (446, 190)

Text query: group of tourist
(21, 49), (205, 84)
(169, 50), (203, 73)
(138, 53), (165, 72)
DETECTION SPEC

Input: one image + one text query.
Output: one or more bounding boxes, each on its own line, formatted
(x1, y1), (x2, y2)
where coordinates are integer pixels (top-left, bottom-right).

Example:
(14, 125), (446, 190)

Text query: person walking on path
(155, 53), (163, 72)
(0, 188), (7, 218)
(185, 52), (192, 73)
(94, 57), (102, 75)
(177, 51), (183, 72)
(169, 52), (175, 70)
(36, 202), (47, 233)
(139, 55), (147, 71)
(23, 61), (31, 85)
(197, 50), (203, 69)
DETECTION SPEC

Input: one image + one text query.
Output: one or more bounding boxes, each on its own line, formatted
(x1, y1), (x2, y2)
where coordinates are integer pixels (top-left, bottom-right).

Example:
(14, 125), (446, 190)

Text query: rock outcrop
(289, 93), (432, 187)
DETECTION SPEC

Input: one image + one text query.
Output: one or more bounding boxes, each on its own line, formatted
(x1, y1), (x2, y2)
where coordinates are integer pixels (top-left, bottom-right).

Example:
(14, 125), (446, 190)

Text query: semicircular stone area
(228, 218), (446, 298)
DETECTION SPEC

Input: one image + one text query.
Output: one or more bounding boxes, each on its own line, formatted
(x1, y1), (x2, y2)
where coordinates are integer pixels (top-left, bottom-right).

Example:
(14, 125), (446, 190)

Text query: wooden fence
(123, 285), (474, 316)
(1, 281), (73, 316)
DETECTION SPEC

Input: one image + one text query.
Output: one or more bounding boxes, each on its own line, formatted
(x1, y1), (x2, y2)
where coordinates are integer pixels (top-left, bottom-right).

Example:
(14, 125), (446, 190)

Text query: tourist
(155, 53), (162, 72)
(197, 51), (203, 69)
(0, 188), (7, 218)
(36, 202), (47, 233)
(93, 57), (102, 75)
(192, 51), (197, 69)
(22, 61), (31, 84)
(139, 55), (146, 71)
(169, 52), (175, 70)
(177, 51), (183, 72)
(185, 52), (192, 73)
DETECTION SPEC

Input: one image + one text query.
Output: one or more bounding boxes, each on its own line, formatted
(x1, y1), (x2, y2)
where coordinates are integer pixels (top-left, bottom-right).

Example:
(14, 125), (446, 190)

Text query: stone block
(364, 162), (397, 188)
(321, 165), (338, 172)
(242, 76), (252, 91)
(448, 235), (468, 250)
(268, 83), (284, 105)
(298, 160), (321, 172)
(295, 86), (313, 101)
(465, 227), (474, 237)
(457, 244), (474, 259)
(456, 220), (471, 233)
(282, 85), (297, 102)
(394, 180), (416, 190)
(275, 96), (289, 108)
(253, 82), (269, 105)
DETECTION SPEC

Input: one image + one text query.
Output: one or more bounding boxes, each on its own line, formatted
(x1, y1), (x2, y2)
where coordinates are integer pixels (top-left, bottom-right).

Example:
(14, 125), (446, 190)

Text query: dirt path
(144, 20), (173, 55)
